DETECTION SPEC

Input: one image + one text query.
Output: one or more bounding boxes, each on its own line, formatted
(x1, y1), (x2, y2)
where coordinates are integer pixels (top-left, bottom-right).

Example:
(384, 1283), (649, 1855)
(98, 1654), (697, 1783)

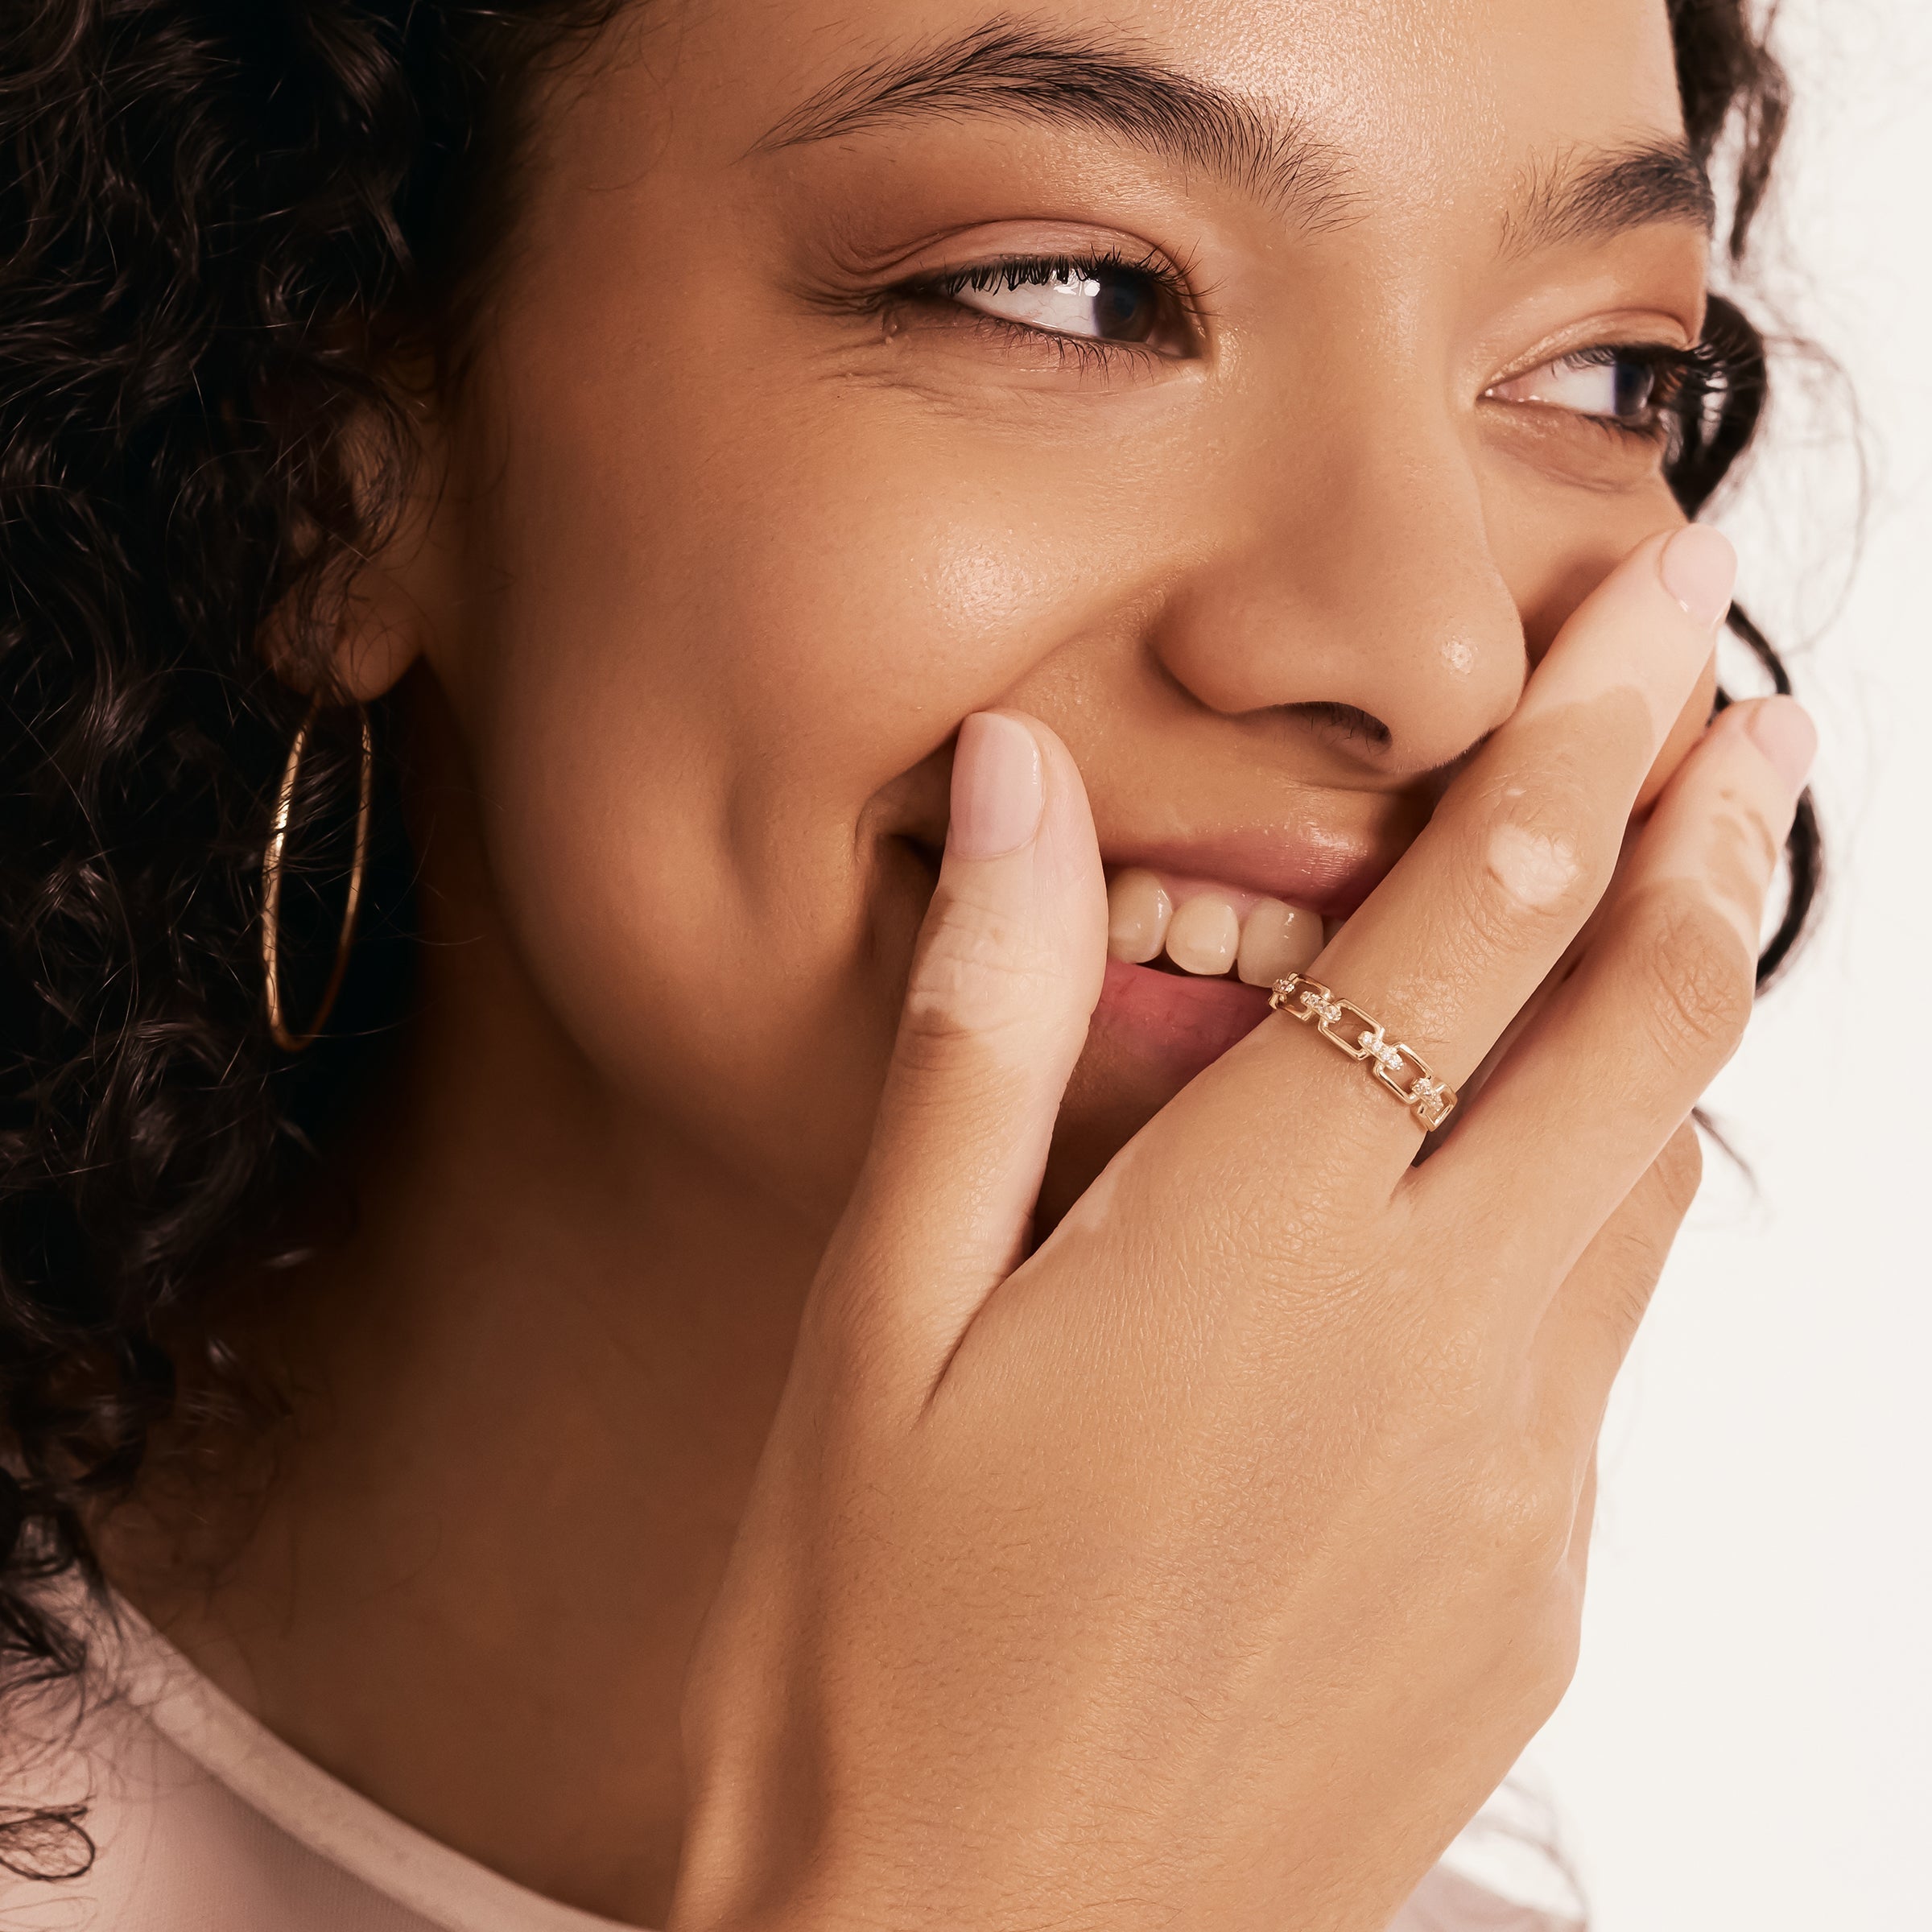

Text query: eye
(1487, 344), (1691, 432)
(918, 254), (1191, 356)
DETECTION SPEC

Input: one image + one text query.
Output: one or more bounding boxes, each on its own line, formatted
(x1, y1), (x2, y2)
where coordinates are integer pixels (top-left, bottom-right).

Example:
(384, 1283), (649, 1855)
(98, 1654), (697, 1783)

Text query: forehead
(668, 0), (1687, 188)
(1166, 0), (1686, 163)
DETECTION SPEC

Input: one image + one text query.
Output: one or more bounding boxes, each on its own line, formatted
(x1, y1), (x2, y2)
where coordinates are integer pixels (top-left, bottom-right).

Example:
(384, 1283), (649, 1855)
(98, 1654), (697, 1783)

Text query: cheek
(1481, 474), (1714, 810)
(1489, 472), (1687, 661)
(431, 337), (1154, 1211)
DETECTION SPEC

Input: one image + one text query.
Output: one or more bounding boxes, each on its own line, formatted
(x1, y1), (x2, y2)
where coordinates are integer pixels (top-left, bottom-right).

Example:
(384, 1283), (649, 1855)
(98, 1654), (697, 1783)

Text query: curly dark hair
(0, 0), (1819, 1884)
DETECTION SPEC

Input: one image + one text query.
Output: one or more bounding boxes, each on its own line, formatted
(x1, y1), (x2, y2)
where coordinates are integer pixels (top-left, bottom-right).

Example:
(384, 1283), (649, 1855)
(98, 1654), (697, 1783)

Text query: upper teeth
(1106, 869), (1326, 984)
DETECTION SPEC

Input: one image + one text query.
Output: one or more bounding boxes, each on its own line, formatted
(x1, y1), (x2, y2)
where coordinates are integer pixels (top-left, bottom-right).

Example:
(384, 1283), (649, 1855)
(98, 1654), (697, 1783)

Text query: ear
(262, 388), (458, 705)
(326, 524), (436, 704)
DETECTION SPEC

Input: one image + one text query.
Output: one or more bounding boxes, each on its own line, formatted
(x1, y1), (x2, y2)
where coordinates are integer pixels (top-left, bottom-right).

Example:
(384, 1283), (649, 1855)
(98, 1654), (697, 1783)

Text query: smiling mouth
(890, 809), (1397, 1092)
(1105, 866), (1342, 985)
(1081, 843), (1394, 1087)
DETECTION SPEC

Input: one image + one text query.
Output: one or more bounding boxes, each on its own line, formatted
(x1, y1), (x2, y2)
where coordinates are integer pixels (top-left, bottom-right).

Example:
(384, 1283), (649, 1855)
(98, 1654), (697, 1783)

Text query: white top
(0, 1597), (1581, 1931)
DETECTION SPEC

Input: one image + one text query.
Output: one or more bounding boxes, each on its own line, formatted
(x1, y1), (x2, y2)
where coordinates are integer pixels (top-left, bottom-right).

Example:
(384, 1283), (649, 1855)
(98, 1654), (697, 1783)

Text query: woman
(0, 2), (1820, 1927)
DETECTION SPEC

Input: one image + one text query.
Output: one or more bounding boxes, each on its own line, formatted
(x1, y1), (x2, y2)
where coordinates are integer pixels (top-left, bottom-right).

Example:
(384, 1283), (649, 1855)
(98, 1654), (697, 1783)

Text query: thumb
(815, 710), (1106, 1389)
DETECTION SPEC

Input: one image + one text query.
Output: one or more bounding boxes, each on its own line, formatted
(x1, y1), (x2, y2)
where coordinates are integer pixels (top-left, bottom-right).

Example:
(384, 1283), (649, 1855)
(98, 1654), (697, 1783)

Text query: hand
(670, 528), (1814, 1932)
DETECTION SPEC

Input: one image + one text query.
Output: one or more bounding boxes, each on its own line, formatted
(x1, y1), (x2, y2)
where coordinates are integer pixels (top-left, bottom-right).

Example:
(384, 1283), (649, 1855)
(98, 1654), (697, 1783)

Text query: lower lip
(1090, 956), (1274, 1086)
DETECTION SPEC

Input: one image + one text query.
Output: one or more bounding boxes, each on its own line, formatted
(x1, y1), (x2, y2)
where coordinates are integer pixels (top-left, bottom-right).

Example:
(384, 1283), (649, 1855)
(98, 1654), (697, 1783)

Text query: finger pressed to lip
(837, 711), (1108, 1384)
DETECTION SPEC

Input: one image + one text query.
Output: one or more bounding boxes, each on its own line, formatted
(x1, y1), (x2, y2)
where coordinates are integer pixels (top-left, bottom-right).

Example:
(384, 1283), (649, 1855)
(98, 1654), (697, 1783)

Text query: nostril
(1283, 700), (1393, 749)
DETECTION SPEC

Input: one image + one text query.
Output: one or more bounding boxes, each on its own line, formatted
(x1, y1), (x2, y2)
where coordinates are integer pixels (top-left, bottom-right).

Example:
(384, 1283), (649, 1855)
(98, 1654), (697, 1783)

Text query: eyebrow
(754, 19), (1358, 230)
(758, 18), (1714, 257)
(1501, 142), (1716, 254)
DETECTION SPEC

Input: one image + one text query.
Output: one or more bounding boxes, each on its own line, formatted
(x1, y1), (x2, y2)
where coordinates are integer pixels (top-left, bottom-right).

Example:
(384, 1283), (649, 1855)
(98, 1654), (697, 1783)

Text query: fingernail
(949, 712), (1044, 860)
(1658, 525), (1738, 628)
(1743, 695), (1818, 799)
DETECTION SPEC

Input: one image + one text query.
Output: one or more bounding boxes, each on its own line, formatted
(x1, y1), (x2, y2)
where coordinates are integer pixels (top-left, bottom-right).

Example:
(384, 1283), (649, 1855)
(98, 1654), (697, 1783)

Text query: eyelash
(1546, 340), (1727, 449)
(879, 252), (1736, 448)
(886, 248), (1196, 368)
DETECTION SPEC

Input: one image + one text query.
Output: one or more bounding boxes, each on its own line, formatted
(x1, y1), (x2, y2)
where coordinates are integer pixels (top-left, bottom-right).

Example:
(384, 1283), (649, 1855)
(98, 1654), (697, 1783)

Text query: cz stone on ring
(1268, 974), (1459, 1131)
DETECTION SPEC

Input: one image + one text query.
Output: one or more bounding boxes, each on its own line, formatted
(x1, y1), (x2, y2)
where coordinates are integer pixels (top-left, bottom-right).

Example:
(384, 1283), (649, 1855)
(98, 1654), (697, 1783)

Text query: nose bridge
(1156, 391), (1526, 775)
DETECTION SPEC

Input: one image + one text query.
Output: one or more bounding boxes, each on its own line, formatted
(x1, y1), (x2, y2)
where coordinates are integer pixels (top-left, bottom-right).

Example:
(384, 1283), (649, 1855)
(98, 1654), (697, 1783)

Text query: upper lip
(1099, 826), (1410, 922)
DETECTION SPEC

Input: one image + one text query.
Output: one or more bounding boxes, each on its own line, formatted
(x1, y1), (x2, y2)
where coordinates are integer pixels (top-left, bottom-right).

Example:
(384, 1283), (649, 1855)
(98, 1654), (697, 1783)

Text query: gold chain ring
(1269, 974), (1459, 1131)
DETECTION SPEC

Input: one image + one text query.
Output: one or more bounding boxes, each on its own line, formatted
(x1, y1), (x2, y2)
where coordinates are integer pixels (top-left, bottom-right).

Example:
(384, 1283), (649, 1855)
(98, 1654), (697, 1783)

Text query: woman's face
(402, 0), (1712, 1227)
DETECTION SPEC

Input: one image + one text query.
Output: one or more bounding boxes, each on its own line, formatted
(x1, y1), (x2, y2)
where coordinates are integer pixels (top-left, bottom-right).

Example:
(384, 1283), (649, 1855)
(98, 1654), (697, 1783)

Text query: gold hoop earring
(261, 703), (374, 1054)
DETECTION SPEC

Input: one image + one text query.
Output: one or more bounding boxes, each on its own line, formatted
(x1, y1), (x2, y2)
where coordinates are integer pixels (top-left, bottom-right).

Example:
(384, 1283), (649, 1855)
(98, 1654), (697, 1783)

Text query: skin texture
(103, 1), (1810, 1926)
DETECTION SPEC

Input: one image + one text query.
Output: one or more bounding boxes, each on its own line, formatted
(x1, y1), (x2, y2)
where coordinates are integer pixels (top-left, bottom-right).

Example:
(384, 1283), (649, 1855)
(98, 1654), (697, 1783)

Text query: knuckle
(1395, 1434), (1588, 1712)
(1460, 770), (1616, 943)
(1460, 1451), (1580, 1580)
(1516, 1597), (1585, 1715)
(1632, 888), (1756, 1064)
(898, 892), (1062, 1062)
(1711, 775), (1787, 885)
(799, 1290), (900, 1417)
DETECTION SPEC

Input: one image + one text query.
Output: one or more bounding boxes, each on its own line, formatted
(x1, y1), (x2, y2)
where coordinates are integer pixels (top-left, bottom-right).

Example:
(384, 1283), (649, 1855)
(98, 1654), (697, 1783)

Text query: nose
(1152, 407), (1525, 780)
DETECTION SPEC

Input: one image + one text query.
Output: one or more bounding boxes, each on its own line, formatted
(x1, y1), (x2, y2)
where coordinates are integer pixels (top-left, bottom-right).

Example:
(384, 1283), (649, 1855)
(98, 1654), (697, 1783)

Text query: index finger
(1224, 524), (1736, 1153)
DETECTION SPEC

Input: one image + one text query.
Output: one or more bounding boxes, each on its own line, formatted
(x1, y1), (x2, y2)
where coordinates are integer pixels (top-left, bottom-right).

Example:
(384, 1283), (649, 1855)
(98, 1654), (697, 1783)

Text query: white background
(1526, 3), (1932, 1926)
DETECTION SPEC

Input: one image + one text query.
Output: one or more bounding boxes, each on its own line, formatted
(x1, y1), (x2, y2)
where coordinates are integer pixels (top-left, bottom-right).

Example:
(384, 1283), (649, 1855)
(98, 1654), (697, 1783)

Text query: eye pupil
(1614, 357), (1657, 419)
(1095, 278), (1151, 341)
(928, 254), (1184, 357)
